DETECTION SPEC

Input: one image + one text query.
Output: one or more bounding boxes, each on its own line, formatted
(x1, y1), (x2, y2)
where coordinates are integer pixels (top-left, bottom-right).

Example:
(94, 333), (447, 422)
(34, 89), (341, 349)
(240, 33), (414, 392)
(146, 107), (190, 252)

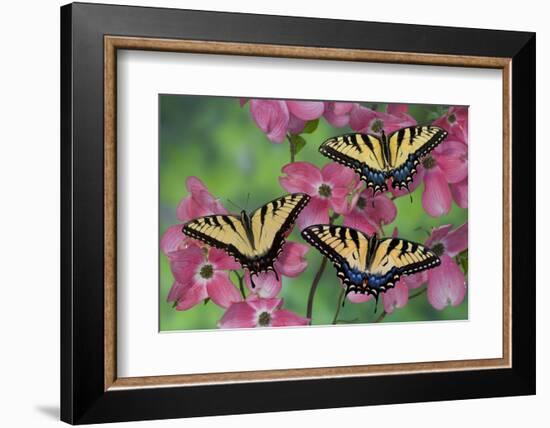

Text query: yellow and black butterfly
(183, 193), (310, 287)
(302, 224), (440, 300)
(319, 125), (447, 194)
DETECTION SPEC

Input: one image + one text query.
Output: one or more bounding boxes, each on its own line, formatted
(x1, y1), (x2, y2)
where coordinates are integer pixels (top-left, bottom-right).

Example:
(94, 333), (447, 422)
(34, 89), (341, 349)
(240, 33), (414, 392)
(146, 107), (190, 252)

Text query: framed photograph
(61, 2), (535, 424)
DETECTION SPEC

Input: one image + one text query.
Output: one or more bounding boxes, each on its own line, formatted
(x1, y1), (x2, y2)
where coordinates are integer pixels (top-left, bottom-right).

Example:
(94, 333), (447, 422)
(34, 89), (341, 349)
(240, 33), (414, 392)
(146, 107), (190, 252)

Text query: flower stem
(306, 213), (340, 323)
(374, 310), (386, 323)
(331, 288), (346, 324)
(306, 257), (327, 322)
(374, 285), (428, 323)
(288, 133), (295, 163)
(232, 271), (246, 299)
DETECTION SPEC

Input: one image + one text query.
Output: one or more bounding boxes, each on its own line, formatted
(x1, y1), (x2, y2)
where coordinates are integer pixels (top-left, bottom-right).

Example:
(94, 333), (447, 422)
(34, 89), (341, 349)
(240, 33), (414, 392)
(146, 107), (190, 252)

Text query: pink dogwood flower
(421, 139), (468, 216)
(243, 241), (309, 298)
(433, 106), (468, 143)
(349, 104), (416, 136)
(219, 297), (309, 328)
(161, 176), (227, 256)
(344, 188), (397, 235)
(245, 99), (325, 143)
(176, 176), (227, 222)
(323, 102), (356, 127)
(427, 255), (467, 310)
(167, 244), (241, 311)
(382, 282), (409, 314)
(279, 161), (357, 229)
(405, 223), (468, 310)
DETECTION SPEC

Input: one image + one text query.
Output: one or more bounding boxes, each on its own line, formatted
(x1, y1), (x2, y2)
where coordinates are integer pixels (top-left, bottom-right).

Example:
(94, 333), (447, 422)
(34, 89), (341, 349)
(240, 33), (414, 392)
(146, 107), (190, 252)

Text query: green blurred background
(159, 95), (468, 331)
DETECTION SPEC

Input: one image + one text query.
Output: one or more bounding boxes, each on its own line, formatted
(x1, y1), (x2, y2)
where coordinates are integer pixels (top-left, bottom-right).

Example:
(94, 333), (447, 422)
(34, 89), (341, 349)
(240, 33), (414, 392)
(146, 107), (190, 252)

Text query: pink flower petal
(167, 280), (191, 303)
(422, 167), (452, 217)
(160, 224), (187, 255)
(275, 241), (309, 277)
(349, 105), (378, 132)
(287, 114), (306, 134)
(186, 176), (209, 194)
(333, 102), (355, 115)
(250, 99), (290, 143)
(425, 224), (453, 248)
(244, 271), (282, 298)
(175, 280), (208, 310)
(367, 193), (397, 226)
(279, 161), (322, 195)
(387, 103), (409, 115)
(247, 297), (283, 313)
(343, 209), (378, 236)
(427, 255), (467, 310)
(432, 106), (468, 143)
(347, 291), (373, 303)
(239, 98), (248, 107)
(450, 178), (468, 208)
(169, 245), (204, 283)
(297, 197), (330, 230)
(434, 140), (468, 184)
(271, 309), (310, 327)
(321, 162), (357, 189)
(218, 302), (257, 328)
(382, 282), (409, 313)
(323, 102), (355, 127)
(442, 223), (468, 257)
(206, 272), (242, 308)
(402, 271), (428, 290)
(209, 247), (240, 270)
(176, 176), (227, 222)
(286, 101), (324, 121)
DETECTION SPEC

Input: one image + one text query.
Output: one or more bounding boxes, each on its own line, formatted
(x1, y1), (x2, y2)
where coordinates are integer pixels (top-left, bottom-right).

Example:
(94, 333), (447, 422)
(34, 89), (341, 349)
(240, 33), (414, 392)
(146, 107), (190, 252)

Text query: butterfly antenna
(227, 198), (242, 211)
(245, 192), (251, 211)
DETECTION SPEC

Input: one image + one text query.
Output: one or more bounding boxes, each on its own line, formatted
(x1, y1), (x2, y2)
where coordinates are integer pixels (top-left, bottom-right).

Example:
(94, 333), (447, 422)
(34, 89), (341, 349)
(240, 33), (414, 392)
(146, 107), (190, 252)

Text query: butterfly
(319, 125), (447, 195)
(301, 224), (440, 301)
(182, 193), (310, 287)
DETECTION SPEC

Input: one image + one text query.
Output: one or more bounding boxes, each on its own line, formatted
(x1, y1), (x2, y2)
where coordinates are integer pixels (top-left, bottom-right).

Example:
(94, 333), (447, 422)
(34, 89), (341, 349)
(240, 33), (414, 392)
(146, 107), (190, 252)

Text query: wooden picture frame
(61, 2), (535, 424)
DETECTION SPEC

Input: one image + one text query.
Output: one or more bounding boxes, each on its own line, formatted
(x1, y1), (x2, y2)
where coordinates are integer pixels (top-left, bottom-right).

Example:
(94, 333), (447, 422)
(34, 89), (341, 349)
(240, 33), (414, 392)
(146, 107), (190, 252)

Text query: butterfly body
(302, 225), (440, 298)
(319, 126), (447, 194)
(183, 193), (310, 287)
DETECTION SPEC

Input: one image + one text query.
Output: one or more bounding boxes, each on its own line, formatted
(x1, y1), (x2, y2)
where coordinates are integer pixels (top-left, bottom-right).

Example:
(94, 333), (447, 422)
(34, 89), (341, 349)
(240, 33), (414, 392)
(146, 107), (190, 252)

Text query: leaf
(302, 119), (319, 134)
(290, 134), (307, 155)
(456, 249), (468, 275)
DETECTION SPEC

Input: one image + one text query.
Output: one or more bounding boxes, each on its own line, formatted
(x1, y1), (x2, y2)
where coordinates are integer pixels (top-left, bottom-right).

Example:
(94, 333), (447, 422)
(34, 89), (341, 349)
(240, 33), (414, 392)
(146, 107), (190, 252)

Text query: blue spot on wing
(391, 154), (419, 186)
(362, 167), (387, 186)
(341, 262), (400, 290)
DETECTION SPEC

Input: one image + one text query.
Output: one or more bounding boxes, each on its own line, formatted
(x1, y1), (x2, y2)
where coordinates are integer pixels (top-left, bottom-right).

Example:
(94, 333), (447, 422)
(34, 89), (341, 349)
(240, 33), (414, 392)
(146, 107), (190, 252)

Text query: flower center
(448, 113), (457, 124)
(422, 155), (437, 169)
(356, 196), (367, 210)
(431, 242), (445, 257)
(199, 264), (214, 279)
(371, 119), (384, 133)
(258, 311), (271, 326)
(318, 183), (332, 198)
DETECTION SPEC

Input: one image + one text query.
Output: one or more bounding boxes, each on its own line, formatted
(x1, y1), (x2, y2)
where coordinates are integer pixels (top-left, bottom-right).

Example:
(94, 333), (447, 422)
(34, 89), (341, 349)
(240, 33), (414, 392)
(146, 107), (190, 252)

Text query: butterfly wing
(319, 133), (388, 193)
(301, 225), (372, 294)
(247, 193), (310, 275)
(386, 125), (448, 190)
(182, 214), (256, 267)
(366, 237), (441, 295)
(183, 193), (310, 280)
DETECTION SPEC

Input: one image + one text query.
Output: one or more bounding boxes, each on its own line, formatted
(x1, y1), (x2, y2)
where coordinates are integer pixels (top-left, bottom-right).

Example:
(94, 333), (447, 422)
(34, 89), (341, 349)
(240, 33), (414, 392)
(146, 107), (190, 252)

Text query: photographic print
(159, 96), (468, 331)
